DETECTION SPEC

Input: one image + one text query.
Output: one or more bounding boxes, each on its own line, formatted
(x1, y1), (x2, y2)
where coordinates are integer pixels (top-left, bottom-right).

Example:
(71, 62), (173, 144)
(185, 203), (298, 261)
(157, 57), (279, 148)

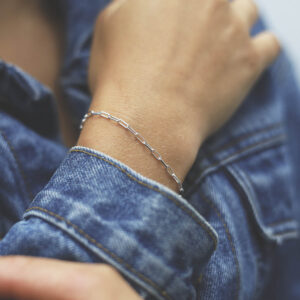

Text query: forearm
(0, 146), (217, 300)
(81, 0), (280, 194)
(78, 87), (202, 193)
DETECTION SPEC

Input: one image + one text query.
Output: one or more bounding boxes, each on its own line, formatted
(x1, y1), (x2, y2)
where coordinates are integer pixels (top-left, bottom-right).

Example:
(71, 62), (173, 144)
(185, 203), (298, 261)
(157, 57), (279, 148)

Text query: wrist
(78, 91), (203, 191)
(94, 87), (203, 168)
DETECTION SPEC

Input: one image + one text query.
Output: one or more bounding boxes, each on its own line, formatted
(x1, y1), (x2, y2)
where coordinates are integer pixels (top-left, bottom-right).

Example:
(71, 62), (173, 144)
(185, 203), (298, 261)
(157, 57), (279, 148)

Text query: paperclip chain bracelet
(80, 110), (184, 194)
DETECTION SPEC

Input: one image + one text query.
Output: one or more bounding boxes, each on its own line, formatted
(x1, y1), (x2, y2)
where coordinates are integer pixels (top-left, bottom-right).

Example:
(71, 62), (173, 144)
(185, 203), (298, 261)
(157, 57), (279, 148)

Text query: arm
(0, 0), (280, 299)
(80, 0), (280, 192)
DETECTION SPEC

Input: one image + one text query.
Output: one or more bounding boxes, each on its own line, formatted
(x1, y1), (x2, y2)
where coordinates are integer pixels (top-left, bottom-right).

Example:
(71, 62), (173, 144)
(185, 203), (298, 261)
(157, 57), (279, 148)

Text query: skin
(0, 0), (281, 299)
(80, 0), (280, 192)
(0, 256), (142, 300)
(0, 0), (77, 147)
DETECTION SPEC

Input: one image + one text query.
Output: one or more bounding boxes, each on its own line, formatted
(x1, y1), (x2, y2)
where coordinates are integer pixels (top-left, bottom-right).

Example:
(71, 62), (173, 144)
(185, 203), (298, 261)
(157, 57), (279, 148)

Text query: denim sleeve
(0, 146), (218, 300)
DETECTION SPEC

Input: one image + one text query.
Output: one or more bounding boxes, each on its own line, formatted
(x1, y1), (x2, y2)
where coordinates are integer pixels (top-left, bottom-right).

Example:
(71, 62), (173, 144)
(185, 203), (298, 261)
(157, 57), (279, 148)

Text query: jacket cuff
(24, 146), (218, 300)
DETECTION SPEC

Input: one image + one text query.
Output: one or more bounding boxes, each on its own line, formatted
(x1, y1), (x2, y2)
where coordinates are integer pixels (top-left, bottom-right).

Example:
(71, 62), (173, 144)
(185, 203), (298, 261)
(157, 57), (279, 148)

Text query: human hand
(0, 256), (142, 300)
(81, 0), (280, 190)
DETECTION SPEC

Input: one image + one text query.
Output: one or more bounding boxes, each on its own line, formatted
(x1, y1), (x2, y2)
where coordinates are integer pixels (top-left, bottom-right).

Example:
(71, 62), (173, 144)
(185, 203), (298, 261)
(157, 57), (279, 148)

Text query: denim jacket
(0, 1), (299, 299)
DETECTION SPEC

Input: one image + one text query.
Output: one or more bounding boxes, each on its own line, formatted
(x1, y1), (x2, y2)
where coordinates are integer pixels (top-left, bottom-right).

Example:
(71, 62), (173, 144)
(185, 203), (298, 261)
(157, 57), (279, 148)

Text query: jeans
(0, 1), (299, 299)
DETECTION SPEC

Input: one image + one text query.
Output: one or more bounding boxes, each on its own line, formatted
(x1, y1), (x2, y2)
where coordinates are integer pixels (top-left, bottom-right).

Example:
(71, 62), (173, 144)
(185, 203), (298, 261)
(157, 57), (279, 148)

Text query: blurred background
(258, 0), (300, 82)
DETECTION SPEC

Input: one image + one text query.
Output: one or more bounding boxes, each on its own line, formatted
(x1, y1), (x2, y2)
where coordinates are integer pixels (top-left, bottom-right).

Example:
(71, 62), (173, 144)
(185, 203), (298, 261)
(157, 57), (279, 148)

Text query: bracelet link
(135, 133), (147, 145)
(80, 110), (184, 195)
(118, 119), (129, 129)
(151, 149), (162, 161)
(110, 116), (121, 122)
(100, 112), (111, 119)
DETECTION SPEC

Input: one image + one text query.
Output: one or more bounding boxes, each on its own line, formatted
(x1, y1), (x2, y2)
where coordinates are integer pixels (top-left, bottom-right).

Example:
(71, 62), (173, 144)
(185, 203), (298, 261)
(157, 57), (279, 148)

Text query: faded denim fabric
(0, 1), (300, 300)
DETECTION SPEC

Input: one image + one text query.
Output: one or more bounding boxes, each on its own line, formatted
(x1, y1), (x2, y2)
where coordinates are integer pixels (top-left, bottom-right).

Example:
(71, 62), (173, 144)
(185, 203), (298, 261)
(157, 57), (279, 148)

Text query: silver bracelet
(80, 110), (184, 194)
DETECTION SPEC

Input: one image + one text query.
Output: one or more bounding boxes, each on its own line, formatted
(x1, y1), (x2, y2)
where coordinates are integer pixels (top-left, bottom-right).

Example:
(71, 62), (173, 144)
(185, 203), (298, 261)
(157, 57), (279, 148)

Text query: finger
(105, 0), (128, 17)
(231, 0), (259, 28)
(0, 256), (142, 300)
(252, 31), (281, 71)
(0, 256), (90, 300)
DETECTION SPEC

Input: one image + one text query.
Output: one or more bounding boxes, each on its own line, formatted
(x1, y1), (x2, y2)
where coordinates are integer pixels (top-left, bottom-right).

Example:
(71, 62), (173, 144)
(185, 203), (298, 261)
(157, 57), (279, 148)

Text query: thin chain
(80, 110), (184, 194)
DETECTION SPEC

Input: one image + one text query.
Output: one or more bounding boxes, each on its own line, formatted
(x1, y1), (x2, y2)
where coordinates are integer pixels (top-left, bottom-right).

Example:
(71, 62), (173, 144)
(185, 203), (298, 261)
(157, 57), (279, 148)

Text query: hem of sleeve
(24, 145), (218, 300)
(71, 146), (183, 199)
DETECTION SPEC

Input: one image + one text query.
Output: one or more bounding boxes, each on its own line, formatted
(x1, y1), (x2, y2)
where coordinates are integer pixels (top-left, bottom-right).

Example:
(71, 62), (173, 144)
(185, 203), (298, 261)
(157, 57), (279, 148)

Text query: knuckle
(95, 11), (106, 27)
(210, 0), (229, 13)
(248, 0), (259, 18)
(244, 47), (261, 73)
(232, 18), (244, 35)
(95, 6), (112, 28)
(270, 34), (281, 54)
(214, 0), (228, 6)
(96, 0), (121, 25)
(97, 264), (121, 282)
(226, 19), (245, 40)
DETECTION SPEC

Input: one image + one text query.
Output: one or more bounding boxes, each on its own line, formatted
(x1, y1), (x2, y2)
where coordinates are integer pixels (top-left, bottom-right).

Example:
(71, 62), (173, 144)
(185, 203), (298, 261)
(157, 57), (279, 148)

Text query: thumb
(0, 256), (142, 300)
(0, 256), (86, 300)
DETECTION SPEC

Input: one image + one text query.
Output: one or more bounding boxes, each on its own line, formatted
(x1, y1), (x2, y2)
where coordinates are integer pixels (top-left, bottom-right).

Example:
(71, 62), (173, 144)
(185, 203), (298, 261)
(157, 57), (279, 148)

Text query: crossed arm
(0, 0), (280, 299)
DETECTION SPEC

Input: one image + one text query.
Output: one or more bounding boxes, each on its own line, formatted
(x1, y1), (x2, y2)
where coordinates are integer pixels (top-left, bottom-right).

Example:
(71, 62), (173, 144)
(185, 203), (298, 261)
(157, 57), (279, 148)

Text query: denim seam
(272, 230), (299, 237)
(207, 123), (283, 155)
(25, 206), (172, 300)
(201, 192), (240, 300)
(228, 163), (299, 241)
(70, 148), (218, 251)
(266, 219), (298, 228)
(0, 129), (33, 201)
(204, 135), (286, 174)
(187, 134), (286, 197)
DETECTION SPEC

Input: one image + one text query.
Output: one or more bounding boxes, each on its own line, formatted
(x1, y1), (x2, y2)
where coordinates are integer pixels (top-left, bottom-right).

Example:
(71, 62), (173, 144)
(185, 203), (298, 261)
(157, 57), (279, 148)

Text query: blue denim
(0, 1), (299, 299)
